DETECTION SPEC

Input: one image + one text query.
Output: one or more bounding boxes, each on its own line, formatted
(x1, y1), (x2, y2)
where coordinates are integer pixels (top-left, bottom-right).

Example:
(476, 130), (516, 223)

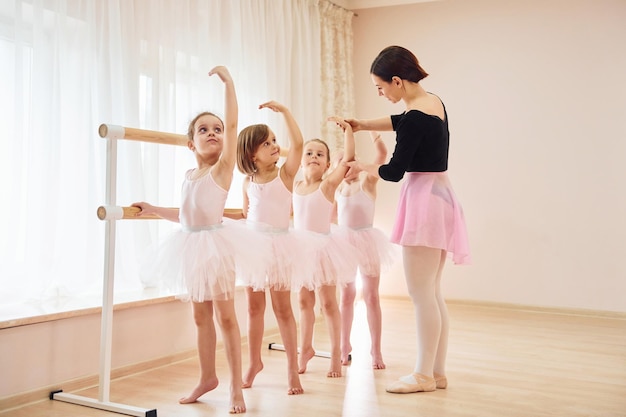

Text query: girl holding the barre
(132, 66), (267, 414)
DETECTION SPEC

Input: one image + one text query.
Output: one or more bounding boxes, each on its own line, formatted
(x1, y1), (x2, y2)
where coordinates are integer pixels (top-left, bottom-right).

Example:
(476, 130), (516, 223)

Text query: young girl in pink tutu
(293, 118), (358, 378)
(235, 101), (305, 395)
(340, 45), (471, 394)
(335, 131), (398, 370)
(132, 66), (263, 414)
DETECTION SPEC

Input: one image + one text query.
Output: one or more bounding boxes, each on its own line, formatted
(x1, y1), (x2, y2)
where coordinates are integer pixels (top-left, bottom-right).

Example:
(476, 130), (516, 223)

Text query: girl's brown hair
(237, 124), (270, 175)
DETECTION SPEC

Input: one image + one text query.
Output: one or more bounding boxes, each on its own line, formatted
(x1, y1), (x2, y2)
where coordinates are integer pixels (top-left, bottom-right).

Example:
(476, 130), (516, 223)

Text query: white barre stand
(50, 124), (185, 417)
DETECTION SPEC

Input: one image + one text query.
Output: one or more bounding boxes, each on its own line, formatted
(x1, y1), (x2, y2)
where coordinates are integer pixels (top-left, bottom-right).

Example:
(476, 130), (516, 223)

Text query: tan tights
(402, 246), (448, 377)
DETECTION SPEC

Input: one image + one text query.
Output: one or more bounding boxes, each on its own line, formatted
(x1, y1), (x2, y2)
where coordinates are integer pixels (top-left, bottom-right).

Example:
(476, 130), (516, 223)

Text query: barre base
(51, 390), (157, 417)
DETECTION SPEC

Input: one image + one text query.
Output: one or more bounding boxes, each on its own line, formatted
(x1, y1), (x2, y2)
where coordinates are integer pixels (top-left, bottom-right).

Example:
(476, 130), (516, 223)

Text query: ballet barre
(97, 205), (166, 220)
(51, 123), (191, 417)
(98, 124), (188, 146)
(96, 206), (243, 221)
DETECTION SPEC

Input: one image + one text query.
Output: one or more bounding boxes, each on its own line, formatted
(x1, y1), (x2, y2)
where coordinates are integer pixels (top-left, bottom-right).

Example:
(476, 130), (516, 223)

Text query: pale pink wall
(353, 0), (626, 312)
(1, 301), (194, 398)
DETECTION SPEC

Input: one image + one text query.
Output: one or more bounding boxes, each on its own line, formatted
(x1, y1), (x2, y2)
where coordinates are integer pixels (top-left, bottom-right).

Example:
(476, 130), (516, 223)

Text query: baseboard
(381, 295), (626, 320)
(0, 349), (197, 412)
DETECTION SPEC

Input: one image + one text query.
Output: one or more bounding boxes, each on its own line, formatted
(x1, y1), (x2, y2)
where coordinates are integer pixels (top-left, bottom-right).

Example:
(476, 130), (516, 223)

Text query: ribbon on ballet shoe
(385, 373), (436, 394)
(434, 373), (448, 389)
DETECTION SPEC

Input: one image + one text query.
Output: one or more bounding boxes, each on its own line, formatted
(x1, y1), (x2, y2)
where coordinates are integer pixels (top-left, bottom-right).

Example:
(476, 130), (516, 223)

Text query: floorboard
(2, 298), (625, 417)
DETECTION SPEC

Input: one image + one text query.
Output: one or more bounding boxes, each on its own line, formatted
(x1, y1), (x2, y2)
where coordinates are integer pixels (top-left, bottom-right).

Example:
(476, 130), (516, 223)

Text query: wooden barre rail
(98, 124), (188, 147)
(97, 206), (243, 220)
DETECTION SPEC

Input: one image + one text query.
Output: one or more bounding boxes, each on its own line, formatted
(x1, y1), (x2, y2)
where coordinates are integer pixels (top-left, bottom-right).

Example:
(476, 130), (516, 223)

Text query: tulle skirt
(391, 172), (471, 265)
(336, 226), (400, 277)
(141, 219), (271, 302)
(294, 225), (359, 291)
(239, 221), (311, 292)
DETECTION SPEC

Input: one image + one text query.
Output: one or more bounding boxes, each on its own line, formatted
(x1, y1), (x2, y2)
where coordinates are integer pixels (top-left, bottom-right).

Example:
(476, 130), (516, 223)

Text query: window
(0, 0), (325, 315)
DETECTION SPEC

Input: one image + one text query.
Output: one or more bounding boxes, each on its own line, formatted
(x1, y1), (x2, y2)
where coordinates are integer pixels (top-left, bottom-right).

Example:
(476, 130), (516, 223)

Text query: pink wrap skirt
(390, 172), (471, 265)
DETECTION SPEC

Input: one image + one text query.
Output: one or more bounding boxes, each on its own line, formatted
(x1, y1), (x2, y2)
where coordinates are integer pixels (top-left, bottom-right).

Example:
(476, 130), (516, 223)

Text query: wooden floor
(3, 298), (626, 417)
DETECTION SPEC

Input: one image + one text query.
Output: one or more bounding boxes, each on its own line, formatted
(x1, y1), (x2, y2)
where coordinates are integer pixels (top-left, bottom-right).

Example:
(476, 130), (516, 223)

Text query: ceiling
(333, 0), (440, 10)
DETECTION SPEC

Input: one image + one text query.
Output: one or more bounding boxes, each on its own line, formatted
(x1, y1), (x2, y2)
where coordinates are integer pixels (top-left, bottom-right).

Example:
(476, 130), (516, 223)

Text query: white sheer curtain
(0, 0), (325, 307)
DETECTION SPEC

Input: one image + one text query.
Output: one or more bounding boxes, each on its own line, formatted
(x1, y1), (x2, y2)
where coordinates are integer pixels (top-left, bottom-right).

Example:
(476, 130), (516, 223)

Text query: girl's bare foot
(242, 361), (264, 388)
(326, 369), (342, 378)
(327, 355), (342, 377)
(298, 348), (315, 374)
(371, 351), (386, 369)
(287, 369), (304, 395)
(179, 377), (219, 404)
(229, 388), (246, 414)
(229, 402), (246, 414)
(288, 386), (305, 395)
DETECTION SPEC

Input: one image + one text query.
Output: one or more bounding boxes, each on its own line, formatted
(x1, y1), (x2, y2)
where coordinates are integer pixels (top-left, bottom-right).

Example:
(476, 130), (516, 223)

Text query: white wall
(352, 0), (626, 312)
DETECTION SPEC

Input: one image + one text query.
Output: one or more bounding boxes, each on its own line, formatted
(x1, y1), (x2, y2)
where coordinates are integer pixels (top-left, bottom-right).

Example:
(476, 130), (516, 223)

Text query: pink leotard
(336, 187), (375, 229)
(293, 188), (333, 234)
(246, 174), (291, 230)
(179, 169), (228, 228)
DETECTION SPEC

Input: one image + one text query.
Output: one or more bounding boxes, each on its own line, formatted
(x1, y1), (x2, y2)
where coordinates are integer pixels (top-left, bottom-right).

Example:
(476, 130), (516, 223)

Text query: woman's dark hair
(370, 45), (428, 83)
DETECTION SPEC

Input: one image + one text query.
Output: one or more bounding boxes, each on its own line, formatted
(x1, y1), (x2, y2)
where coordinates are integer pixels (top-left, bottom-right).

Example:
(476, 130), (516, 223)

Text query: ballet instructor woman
(341, 45), (471, 394)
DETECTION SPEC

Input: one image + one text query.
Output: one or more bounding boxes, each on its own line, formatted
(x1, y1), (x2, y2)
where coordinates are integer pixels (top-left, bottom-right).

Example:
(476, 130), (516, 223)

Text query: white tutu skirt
(295, 225), (359, 291)
(336, 226), (400, 277)
(238, 221), (313, 292)
(141, 219), (270, 302)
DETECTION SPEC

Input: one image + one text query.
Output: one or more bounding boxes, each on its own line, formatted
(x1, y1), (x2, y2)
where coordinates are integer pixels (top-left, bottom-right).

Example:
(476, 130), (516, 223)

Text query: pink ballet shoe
(434, 373), (448, 389)
(385, 373), (436, 394)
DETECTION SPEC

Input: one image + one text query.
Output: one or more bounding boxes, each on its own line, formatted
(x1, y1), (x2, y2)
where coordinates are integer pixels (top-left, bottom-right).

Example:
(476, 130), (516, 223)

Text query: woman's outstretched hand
(327, 116), (353, 133)
(344, 160), (363, 179)
(344, 118), (362, 132)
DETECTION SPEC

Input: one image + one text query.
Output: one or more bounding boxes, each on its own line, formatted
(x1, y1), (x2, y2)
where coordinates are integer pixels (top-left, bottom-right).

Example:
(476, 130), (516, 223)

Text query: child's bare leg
(180, 301), (219, 404)
(340, 281), (356, 365)
(362, 273), (385, 369)
(242, 288), (265, 388)
(298, 288), (316, 373)
(270, 289), (304, 394)
(319, 285), (342, 377)
(214, 299), (246, 414)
